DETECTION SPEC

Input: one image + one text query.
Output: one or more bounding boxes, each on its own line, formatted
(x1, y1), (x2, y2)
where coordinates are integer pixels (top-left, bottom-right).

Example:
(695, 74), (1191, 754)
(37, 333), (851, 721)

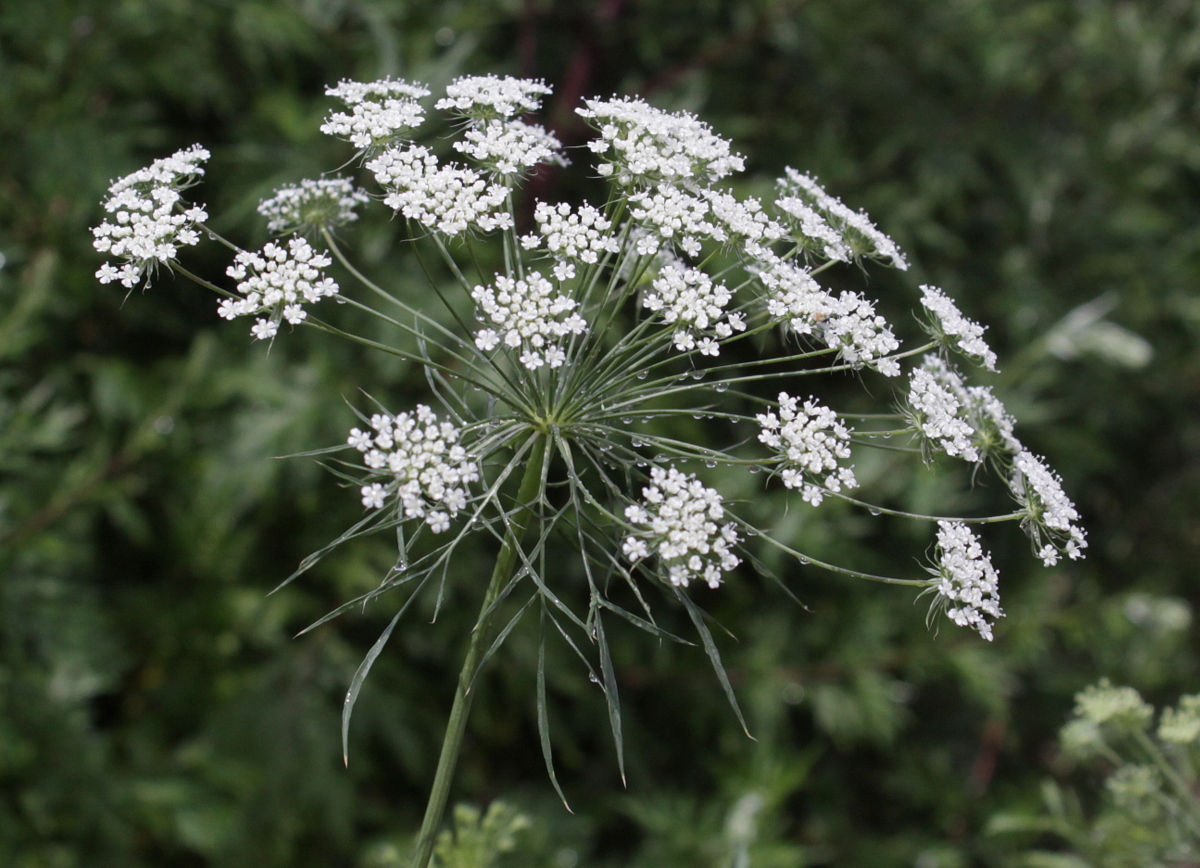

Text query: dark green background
(3, 1), (1198, 865)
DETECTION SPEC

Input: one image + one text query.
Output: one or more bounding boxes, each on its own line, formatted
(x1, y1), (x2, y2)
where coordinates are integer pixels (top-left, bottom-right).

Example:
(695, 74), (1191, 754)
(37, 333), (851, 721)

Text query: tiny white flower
(220, 237), (339, 340)
(321, 78), (430, 150)
(258, 177), (369, 235)
(92, 144), (210, 288)
(436, 75), (552, 121)
(471, 272), (588, 370)
(758, 393), (857, 506)
(906, 365), (979, 462)
(1011, 452), (1088, 565)
(919, 285), (997, 371)
(623, 466), (740, 589)
(926, 521), (1003, 641)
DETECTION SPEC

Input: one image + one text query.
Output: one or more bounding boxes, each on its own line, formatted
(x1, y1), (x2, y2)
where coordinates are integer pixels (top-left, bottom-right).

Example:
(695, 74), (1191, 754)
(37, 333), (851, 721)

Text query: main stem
(410, 434), (549, 868)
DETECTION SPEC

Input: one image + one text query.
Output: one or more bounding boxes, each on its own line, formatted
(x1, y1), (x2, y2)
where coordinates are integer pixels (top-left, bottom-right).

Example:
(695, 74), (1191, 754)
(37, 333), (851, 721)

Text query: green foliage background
(2, 1), (1198, 865)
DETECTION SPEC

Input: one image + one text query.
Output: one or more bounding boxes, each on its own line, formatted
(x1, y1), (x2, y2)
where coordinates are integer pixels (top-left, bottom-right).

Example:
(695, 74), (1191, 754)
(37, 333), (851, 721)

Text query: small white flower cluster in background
(257, 177), (370, 235)
(757, 393), (857, 506)
(917, 356), (1022, 458)
(219, 237), (339, 340)
(622, 467), (741, 589)
(93, 144), (210, 288)
(929, 520), (1003, 641)
(454, 120), (565, 180)
(577, 96), (745, 187)
(919, 285), (997, 371)
(1159, 694), (1200, 744)
(321, 78), (430, 150)
(367, 145), (512, 236)
(906, 365), (980, 462)
(471, 273), (588, 369)
(757, 259), (900, 375)
(643, 263), (745, 355)
(1011, 451), (1088, 565)
(776, 168), (908, 270)
(435, 75), (552, 121)
(521, 202), (619, 280)
(349, 405), (479, 533)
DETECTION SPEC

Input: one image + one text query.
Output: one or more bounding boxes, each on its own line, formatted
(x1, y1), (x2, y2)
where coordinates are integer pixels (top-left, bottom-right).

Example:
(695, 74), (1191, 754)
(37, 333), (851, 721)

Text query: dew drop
(636, 370), (649, 380)
(692, 414), (703, 420)
(705, 460), (717, 468)
(798, 557), (810, 565)
(690, 370), (705, 380)
(588, 672), (600, 684)
(713, 383), (728, 393)
(749, 466), (761, 474)
(868, 507), (881, 516)
(622, 418), (633, 424)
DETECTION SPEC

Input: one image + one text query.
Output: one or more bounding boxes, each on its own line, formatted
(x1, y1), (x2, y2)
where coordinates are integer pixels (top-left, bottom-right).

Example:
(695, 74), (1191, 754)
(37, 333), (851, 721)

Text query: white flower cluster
(520, 202), (619, 280)
(349, 405), (479, 533)
(1011, 451), (1088, 565)
(702, 189), (785, 258)
(321, 78), (429, 150)
(919, 285), (997, 371)
(917, 356), (1022, 457)
(757, 259), (900, 375)
(219, 237), (339, 340)
(1159, 695), (1200, 744)
(577, 96), (745, 187)
(1072, 679), (1153, 732)
(626, 185), (719, 257)
(367, 145), (512, 236)
(774, 195), (852, 262)
(777, 168), (908, 270)
(907, 366), (980, 462)
(471, 272), (588, 369)
(643, 263), (745, 356)
(930, 520), (1003, 641)
(257, 177), (369, 235)
(757, 393), (857, 506)
(454, 120), (565, 180)
(435, 75), (551, 120)
(622, 467), (741, 589)
(93, 145), (210, 288)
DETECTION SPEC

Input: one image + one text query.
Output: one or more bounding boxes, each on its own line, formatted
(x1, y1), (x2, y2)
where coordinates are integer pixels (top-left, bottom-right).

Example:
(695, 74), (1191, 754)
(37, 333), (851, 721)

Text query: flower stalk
(411, 434), (548, 868)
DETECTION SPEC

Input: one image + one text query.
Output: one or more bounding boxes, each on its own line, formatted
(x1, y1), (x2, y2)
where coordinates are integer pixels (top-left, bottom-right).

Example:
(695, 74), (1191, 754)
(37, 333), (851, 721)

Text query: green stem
(410, 434), (549, 868)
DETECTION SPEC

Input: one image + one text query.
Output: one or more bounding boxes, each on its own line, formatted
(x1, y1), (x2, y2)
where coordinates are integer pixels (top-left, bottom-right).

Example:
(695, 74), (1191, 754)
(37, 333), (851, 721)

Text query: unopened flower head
(757, 393), (857, 506)
(906, 364), (980, 462)
(258, 177), (370, 235)
(919, 285), (997, 371)
(1010, 451), (1088, 565)
(927, 520), (1003, 641)
(644, 263), (744, 356)
(435, 75), (552, 121)
(367, 145), (512, 236)
(578, 96), (745, 187)
(777, 168), (908, 270)
(471, 272), (588, 369)
(321, 78), (430, 151)
(1158, 694), (1200, 744)
(349, 404), (479, 533)
(453, 120), (565, 181)
(93, 144), (210, 288)
(219, 237), (339, 340)
(622, 467), (740, 589)
(755, 258), (900, 375)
